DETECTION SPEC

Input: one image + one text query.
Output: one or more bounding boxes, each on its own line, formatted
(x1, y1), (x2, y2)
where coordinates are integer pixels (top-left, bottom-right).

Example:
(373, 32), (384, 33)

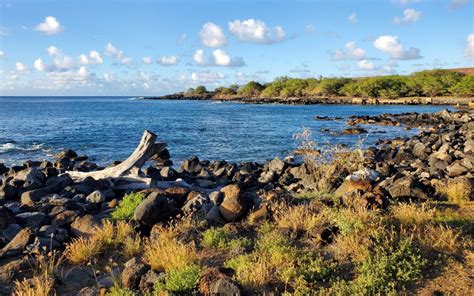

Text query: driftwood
(66, 130), (181, 190)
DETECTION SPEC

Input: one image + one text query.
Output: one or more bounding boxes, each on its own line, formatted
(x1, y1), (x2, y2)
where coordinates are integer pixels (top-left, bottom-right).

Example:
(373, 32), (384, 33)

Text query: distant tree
(450, 75), (474, 97)
(280, 78), (309, 97)
(195, 85), (208, 95)
(238, 81), (264, 97)
(340, 81), (361, 97)
(412, 70), (464, 97)
(186, 88), (195, 94)
(316, 78), (351, 96)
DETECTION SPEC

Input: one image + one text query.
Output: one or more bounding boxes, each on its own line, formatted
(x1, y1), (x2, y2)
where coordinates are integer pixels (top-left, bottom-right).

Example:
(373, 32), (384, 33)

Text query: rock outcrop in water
(0, 109), (472, 295)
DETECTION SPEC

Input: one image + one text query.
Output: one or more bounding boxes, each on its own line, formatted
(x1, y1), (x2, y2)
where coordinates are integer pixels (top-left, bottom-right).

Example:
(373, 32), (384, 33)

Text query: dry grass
(65, 220), (136, 264)
(65, 237), (102, 265)
(437, 178), (472, 204)
(143, 236), (198, 272)
(392, 203), (436, 226)
(275, 204), (328, 234)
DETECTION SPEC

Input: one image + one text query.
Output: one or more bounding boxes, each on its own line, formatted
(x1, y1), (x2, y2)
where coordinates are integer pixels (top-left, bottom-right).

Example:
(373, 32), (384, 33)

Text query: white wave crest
(0, 143), (44, 153)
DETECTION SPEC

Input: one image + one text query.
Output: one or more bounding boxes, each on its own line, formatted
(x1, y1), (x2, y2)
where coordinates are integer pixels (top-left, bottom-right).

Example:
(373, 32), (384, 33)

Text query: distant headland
(146, 68), (474, 106)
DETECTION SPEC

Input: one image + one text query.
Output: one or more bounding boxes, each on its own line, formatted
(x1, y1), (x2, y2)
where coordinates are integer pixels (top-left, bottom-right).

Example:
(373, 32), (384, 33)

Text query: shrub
(123, 236), (142, 259)
(153, 264), (202, 295)
(111, 192), (145, 221)
(202, 228), (251, 250)
(13, 275), (54, 296)
(352, 237), (427, 294)
(65, 237), (102, 264)
(107, 286), (135, 296)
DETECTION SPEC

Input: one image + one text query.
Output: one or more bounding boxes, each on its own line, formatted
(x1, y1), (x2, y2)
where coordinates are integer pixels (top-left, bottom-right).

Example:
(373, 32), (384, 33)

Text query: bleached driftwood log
(66, 130), (187, 190)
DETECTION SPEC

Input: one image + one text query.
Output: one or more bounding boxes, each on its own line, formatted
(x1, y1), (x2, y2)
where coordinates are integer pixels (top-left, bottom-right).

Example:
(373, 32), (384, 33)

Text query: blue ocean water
(0, 96), (452, 166)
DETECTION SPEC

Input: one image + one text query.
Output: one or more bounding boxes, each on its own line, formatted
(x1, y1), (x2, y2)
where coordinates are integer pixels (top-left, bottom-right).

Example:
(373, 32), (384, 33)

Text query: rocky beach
(0, 109), (472, 295)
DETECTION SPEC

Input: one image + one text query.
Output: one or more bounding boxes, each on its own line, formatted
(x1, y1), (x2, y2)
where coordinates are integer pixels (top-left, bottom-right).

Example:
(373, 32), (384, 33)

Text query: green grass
(153, 264), (202, 295)
(202, 227), (251, 250)
(107, 285), (135, 296)
(111, 192), (145, 220)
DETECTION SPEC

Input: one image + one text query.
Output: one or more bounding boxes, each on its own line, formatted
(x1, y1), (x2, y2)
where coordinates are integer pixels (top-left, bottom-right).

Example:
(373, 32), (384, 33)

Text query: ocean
(0, 96), (452, 166)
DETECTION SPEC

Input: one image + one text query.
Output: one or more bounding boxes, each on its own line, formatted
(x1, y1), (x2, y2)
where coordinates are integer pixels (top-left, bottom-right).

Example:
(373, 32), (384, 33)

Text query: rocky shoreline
(0, 109), (472, 295)
(144, 93), (474, 106)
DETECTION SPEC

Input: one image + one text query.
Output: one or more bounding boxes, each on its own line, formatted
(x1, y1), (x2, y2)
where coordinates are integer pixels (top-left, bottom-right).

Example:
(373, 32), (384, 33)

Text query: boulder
(268, 157), (286, 175)
(139, 270), (163, 294)
(86, 190), (105, 204)
(205, 205), (226, 226)
(54, 149), (78, 159)
(134, 192), (170, 225)
(121, 258), (150, 289)
(219, 185), (245, 222)
(15, 212), (46, 229)
(387, 176), (429, 201)
(446, 162), (469, 177)
(0, 228), (33, 258)
(70, 215), (102, 238)
(210, 278), (241, 296)
(342, 127), (368, 135)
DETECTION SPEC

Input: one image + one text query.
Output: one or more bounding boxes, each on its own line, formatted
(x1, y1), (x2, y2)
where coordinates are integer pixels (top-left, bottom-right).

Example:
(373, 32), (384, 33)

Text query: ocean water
(0, 96), (452, 166)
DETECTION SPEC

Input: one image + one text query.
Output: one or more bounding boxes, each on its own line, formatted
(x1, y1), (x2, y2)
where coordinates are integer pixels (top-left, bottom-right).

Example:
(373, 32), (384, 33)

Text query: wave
(0, 143), (44, 154)
(128, 96), (145, 100)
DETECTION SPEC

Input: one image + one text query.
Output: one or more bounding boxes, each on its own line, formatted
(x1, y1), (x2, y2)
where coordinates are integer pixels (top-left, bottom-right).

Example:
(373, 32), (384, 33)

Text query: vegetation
(111, 192), (145, 221)
(187, 69), (474, 98)
(153, 264), (202, 295)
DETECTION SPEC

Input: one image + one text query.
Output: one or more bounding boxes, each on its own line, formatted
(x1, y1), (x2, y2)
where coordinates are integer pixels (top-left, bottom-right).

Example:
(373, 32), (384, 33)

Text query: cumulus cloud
(199, 22), (227, 48)
(79, 51), (103, 65)
(358, 60), (375, 70)
(373, 35), (421, 60)
(78, 66), (90, 78)
(450, 0), (469, 10)
(393, 8), (422, 25)
(0, 51), (4, 58)
(34, 58), (46, 71)
(142, 56), (152, 64)
(158, 55), (180, 66)
(348, 13), (358, 24)
(35, 16), (63, 35)
(191, 71), (225, 82)
(53, 55), (74, 70)
(47, 46), (60, 57)
(331, 42), (366, 60)
(15, 62), (27, 72)
(193, 49), (206, 65)
(228, 19), (286, 44)
(193, 49), (245, 67)
(104, 43), (132, 65)
(465, 33), (474, 61)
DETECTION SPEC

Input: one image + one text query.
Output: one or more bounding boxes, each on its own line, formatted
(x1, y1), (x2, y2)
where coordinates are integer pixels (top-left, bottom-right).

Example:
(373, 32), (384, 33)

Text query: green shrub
(107, 286), (135, 296)
(352, 237), (427, 294)
(111, 192), (145, 220)
(153, 264), (202, 294)
(202, 228), (251, 250)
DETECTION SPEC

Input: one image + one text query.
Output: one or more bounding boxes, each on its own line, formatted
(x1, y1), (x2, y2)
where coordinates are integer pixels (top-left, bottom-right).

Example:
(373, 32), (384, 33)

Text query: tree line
(186, 69), (474, 99)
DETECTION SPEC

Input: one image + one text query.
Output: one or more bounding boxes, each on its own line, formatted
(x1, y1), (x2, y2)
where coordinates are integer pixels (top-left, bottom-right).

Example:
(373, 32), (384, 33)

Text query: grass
(153, 264), (202, 295)
(201, 227), (251, 250)
(143, 236), (198, 272)
(65, 220), (137, 264)
(111, 192), (145, 220)
(392, 203), (436, 226)
(276, 204), (328, 234)
(437, 178), (471, 204)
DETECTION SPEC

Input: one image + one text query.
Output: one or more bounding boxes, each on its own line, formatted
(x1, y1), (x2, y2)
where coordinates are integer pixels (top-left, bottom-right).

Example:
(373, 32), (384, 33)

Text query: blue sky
(0, 0), (473, 95)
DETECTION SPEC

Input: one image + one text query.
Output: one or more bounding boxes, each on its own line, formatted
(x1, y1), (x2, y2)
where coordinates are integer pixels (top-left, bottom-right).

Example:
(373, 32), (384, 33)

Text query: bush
(238, 81), (264, 97)
(111, 192), (145, 221)
(153, 264), (202, 295)
(143, 236), (197, 272)
(202, 228), (251, 250)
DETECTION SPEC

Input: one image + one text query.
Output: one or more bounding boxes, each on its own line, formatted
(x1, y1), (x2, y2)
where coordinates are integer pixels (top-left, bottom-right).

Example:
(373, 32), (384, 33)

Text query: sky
(0, 0), (473, 96)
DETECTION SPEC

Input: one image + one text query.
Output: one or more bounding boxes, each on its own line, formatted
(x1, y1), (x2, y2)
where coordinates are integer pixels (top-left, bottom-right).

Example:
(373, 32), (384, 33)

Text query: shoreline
(144, 93), (473, 106)
(0, 109), (472, 295)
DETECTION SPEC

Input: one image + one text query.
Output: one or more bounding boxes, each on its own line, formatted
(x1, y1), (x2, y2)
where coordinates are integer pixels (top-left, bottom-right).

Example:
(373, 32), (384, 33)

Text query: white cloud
(0, 51), (4, 58)
(34, 58), (46, 71)
(104, 43), (132, 64)
(35, 16), (63, 35)
(331, 41), (366, 60)
(228, 19), (286, 44)
(158, 55), (180, 66)
(191, 71), (225, 82)
(393, 8), (422, 25)
(15, 62), (27, 72)
(79, 50), (103, 65)
(373, 35), (421, 60)
(105, 43), (120, 56)
(199, 22), (227, 48)
(78, 66), (89, 78)
(193, 49), (245, 67)
(47, 46), (60, 57)
(53, 55), (74, 70)
(392, 0), (420, 4)
(465, 33), (474, 61)
(358, 60), (375, 70)
(193, 49), (206, 65)
(450, 0), (469, 10)
(142, 56), (152, 64)
(348, 13), (358, 24)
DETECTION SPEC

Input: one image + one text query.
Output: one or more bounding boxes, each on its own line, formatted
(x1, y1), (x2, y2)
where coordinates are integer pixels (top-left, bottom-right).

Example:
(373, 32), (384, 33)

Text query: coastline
(144, 93), (474, 106)
(0, 109), (472, 295)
